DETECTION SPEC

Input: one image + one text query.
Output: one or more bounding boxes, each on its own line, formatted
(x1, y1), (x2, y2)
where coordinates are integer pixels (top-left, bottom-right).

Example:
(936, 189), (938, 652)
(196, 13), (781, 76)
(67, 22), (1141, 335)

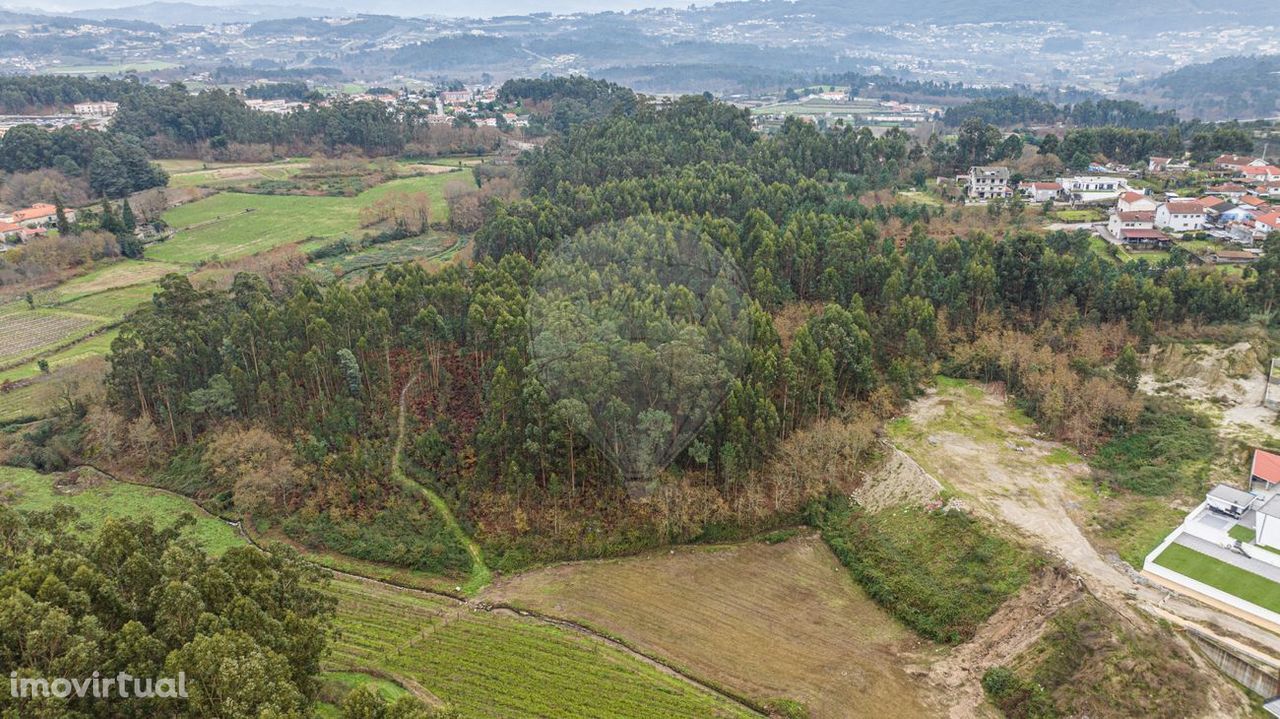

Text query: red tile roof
(1252, 449), (1280, 485)
(1116, 211), (1155, 221)
(1121, 229), (1168, 240)
(1257, 212), (1280, 227)
(1163, 202), (1204, 214)
(10, 203), (56, 222)
(1120, 191), (1149, 203)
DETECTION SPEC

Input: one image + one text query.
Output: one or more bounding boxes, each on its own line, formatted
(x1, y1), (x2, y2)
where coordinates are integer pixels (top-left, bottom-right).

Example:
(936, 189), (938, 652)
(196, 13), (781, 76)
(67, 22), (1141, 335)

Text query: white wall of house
(1155, 204), (1205, 232)
(1259, 513), (1280, 549)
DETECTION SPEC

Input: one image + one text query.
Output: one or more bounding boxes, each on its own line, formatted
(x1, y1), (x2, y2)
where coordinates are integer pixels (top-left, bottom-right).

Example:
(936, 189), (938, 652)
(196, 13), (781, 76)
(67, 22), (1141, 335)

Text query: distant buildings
(72, 101), (118, 117)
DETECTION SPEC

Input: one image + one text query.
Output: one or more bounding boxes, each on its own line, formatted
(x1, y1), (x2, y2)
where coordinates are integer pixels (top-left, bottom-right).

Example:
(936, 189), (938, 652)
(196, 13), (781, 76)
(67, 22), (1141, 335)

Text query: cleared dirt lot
(484, 532), (939, 718)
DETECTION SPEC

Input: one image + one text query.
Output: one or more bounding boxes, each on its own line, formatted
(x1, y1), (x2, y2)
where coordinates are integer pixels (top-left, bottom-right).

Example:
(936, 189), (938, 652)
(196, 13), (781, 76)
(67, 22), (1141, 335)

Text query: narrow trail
(392, 374), (491, 594)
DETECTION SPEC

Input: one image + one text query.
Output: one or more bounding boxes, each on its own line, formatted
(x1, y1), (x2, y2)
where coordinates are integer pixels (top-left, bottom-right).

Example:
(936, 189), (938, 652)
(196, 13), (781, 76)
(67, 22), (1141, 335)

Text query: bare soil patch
(484, 532), (940, 718)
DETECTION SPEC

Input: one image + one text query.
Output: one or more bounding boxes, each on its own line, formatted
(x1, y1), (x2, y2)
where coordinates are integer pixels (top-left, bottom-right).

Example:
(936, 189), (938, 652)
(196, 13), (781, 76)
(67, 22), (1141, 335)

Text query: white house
(967, 166), (1012, 200)
(1117, 191), (1158, 213)
(1108, 211), (1155, 238)
(1257, 496), (1280, 550)
(1155, 201), (1206, 232)
(1207, 483), (1257, 517)
(72, 101), (119, 116)
(1058, 175), (1128, 203)
(1256, 211), (1280, 235)
(1021, 181), (1062, 203)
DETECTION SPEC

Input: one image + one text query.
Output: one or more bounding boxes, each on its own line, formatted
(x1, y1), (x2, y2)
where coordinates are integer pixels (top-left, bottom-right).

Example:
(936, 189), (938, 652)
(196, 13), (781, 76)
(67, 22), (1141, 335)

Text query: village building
(72, 101), (119, 116)
(1117, 191), (1158, 213)
(1020, 181), (1061, 203)
(1119, 228), (1172, 249)
(1214, 154), (1266, 173)
(966, 166), (1012, 200)
(1242, 165), (1280, 183)
(1155, 201), (1206, 232)
(1208, 183), (1250, 201)
(1057, 175), (1128, 203)
(1256, 212), (1280, 235)
(1107, 210), (1155, 238)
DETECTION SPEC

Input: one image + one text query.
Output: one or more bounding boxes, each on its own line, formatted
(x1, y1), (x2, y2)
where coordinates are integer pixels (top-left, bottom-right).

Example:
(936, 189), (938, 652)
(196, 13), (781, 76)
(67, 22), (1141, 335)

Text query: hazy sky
(13, 0), (702, 17)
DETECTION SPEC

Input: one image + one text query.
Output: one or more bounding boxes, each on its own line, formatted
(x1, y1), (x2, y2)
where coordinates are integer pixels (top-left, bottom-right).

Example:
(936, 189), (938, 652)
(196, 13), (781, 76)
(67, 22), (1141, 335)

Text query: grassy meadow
(154, 171), (469, 264)
(0, 465), (243, 554)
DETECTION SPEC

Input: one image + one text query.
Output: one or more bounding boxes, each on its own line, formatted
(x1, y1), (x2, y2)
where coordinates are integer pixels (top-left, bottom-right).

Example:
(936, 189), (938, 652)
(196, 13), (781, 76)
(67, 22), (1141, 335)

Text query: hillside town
(961, 151), (1280, 267)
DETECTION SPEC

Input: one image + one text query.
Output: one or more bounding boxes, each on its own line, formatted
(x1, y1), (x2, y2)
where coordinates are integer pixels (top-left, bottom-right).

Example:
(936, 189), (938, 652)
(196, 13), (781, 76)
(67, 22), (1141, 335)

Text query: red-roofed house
(1148, 157), (1171, 172)
(1242, 165), (1280, 183)
(1257, 212), (1280, 235)
(1208, 184), (1249, 201)
(1020, 181), (1062, 203)
(1117, 191), (1158, 213)
(2, 203), (62, 228)
(1250, 449), (1280, 492)
(1215, 154), (1263, 172)
(1156, 201), (1206, 232)
(1108, 210), (1155, 238)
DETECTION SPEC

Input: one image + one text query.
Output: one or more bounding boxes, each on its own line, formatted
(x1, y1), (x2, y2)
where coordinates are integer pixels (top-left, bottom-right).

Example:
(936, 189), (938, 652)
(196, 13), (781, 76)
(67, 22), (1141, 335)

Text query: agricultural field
(166, 159), (311, 189)
(59, 284), (158, 318)
(50, 259), (182, 301)
(0, 329), (117, 384)
(0, 465), (243, 554)
(327, 574), (755, 719)
(46, 60), (177, 74)
(484, 533), (935, 719)
(0, 307), (106, 367)
(154, 171), (470, 264)
(308, 234), (463, 282)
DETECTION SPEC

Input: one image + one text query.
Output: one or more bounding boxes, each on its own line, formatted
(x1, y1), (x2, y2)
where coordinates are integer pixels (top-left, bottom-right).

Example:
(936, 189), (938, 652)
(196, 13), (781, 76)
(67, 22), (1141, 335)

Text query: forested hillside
(7, 85), (1262, 577)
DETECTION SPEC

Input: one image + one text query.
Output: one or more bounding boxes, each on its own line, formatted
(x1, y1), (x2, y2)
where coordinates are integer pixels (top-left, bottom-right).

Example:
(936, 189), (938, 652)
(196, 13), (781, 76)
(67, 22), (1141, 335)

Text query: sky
(12, 0), (704, 17)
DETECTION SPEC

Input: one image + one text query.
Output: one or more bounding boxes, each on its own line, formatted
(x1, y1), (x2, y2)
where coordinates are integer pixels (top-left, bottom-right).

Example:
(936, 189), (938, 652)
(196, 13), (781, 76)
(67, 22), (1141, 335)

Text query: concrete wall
(1188, 628), (1280, 698)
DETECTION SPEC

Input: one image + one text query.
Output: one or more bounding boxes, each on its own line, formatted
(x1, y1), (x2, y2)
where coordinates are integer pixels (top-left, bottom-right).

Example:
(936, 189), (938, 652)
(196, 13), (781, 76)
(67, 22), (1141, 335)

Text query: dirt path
(393, 375), (491, 594)
(887, 382), (1267, 717)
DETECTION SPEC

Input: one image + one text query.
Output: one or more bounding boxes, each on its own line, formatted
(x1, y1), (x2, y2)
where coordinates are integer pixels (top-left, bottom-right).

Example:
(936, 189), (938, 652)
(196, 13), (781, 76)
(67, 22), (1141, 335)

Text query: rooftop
(1208, 483), (1256, 507)
(1253, 449), (1280, 486)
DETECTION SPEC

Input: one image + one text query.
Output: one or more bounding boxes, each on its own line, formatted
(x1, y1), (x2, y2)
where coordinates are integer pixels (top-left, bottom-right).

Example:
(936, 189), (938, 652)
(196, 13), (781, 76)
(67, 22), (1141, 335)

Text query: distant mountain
(1125, 55), (1280, 120)
(67, 2), (339, 24)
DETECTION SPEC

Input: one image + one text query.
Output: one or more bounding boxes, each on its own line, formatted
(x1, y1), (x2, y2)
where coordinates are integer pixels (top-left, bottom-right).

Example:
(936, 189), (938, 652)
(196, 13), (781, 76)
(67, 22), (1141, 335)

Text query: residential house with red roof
(1020, 181), (1062, 203)
(1156, 201), (1206, 232)
(1117, 191), (1158, 213)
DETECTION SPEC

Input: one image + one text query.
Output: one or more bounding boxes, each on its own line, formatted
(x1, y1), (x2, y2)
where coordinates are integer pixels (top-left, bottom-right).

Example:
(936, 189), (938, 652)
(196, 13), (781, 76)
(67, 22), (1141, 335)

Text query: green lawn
(309, 233), (460, 282)
(1229, 524), (1256, 543)
(0, 465), (243, 555)
(1050, 209), (1104, 222)
(154, 172), (469, 264)
(1154, 543), (1280, 613)
(326, 575), (753, 719)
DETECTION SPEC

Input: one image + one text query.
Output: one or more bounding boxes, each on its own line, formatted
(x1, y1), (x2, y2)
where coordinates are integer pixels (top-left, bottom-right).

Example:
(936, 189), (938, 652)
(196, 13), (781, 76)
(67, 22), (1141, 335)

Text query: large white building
(1107, 211), (1155, 238)
(966, 166), (1012, 200)
(1117, 191), (1157, 213)
(1057, 176), (1129, 203)
(1155, 201), (1206, 233)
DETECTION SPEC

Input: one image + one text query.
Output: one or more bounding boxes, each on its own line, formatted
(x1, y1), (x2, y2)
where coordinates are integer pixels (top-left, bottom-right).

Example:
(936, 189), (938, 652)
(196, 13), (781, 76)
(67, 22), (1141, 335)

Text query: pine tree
(54, 195), (71, 235)
(121, 199), (137, 233)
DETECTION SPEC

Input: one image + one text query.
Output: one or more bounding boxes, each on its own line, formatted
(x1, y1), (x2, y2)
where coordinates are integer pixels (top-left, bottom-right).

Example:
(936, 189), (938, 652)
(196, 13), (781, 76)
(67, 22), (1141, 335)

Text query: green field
(309, 234), (461, 282)
(59, 284), (158, 318)
(47, 60), (177, 75)
(1154, 543), (1280, 613)
(52, 259), (182, 302)
(326, 575), (753, 719)
(166, 159), (311, 189)
(0, 465), (243, 554)
(0, 308), (107, 366)
(0, 328), (118, 384)
(154, 172), (468, 264)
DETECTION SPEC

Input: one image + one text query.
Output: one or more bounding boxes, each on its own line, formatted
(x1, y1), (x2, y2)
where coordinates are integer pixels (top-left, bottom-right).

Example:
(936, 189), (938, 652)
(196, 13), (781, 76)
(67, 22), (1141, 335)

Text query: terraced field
(154, 171), (469, 264)
(0, 308), (105, 366)
(0, 329), (117, 384)
(327, 575), (755, 719)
